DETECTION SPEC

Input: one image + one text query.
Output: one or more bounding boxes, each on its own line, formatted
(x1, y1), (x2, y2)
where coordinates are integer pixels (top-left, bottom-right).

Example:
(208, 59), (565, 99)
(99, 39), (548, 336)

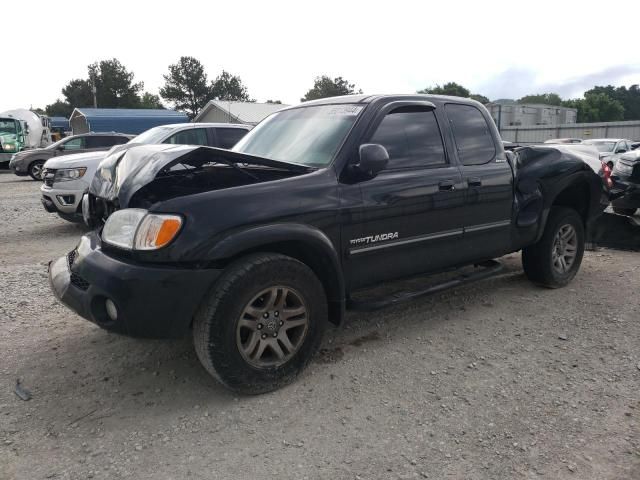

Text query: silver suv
(40, 123), (251, 222)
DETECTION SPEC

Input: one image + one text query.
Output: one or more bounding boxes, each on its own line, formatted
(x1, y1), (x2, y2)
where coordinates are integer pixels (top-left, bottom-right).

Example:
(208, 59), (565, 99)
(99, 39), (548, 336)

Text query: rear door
(344, 101), (467, 288)
(444, 103), (514, 260)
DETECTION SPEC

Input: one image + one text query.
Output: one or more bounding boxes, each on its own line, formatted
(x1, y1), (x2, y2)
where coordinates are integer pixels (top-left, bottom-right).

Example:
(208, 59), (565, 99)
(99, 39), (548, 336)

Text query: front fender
(206, 223), (346, 325)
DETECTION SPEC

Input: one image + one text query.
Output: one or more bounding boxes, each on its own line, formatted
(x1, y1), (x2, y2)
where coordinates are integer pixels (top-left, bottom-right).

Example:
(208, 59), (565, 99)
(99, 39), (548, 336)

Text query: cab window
(369, 106), (446, 169)
(445, 104), (496, 165)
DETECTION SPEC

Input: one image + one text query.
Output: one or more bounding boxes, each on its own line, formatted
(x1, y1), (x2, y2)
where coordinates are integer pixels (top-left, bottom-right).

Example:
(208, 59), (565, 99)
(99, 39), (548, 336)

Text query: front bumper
(1, 152), (15, 165)
(40, 181), (86, 216)
(49, 233), (222, 338)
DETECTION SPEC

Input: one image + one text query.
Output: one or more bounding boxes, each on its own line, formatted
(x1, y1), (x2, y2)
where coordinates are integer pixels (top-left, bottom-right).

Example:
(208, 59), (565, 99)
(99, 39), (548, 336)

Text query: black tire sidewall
(537, 208), (585, 287)
(195, 254), (327, 394)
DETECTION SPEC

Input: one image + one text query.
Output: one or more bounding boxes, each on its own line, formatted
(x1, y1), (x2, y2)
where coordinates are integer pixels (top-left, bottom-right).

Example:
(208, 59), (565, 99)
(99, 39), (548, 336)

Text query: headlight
(2, 143), (16, 152)
(54, 167), (87, 182)
(102, 209), (183, 250)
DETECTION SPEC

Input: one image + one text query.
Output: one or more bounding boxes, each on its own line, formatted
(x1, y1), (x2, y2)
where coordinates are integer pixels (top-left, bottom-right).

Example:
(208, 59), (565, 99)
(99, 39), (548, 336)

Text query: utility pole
(90, 71), (98, 108)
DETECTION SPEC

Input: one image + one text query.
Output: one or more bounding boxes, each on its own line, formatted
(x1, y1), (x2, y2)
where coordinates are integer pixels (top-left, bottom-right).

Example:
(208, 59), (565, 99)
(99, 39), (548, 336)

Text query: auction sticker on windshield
(327, 105), (363, 116)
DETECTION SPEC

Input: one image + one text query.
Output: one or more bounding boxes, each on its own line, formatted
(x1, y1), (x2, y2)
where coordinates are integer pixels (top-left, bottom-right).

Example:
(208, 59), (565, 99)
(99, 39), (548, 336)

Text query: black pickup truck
(49, 95), (607, 393)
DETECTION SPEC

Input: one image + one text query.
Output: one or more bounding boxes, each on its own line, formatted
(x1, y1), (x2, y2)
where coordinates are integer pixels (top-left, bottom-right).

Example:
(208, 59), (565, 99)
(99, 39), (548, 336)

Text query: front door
(342, 102), (467, 290)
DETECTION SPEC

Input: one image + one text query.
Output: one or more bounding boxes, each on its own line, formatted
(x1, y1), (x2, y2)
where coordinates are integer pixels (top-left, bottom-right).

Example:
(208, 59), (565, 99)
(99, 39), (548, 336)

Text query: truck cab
(0, 117), (25, 164)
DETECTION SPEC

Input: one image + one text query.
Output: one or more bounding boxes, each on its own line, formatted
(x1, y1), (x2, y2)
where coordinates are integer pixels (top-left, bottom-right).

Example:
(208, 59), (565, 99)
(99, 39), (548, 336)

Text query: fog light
(56, 195), (75, 206)
(105, 299), (118, 321)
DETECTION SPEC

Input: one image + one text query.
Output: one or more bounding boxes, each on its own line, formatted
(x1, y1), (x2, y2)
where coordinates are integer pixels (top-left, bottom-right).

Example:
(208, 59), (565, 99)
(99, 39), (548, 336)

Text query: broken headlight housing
(102, 208), (183, 250)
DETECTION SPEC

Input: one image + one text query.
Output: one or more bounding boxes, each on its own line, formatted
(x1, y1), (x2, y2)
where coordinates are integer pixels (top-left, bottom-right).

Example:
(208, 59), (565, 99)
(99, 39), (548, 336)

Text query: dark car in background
(611, 150), (640, 216)
(9, 132), (132, 180)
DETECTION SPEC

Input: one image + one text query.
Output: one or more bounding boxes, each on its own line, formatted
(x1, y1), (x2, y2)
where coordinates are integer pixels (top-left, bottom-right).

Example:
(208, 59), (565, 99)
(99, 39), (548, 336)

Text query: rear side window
(86, 136), (125, 148)
(445, 104), (496, 165)
(164, 128), (208, 146)
(216, 128), (248, 149)
(369, 107), (446, 168)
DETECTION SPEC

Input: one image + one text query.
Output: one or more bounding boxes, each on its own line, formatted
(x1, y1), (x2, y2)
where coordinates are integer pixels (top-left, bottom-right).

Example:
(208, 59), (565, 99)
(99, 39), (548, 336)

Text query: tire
(193, 253), (327, 394)
(612, 206), (637, 216)
(28, 160), (45, 181)
(522, 207), (585, 288)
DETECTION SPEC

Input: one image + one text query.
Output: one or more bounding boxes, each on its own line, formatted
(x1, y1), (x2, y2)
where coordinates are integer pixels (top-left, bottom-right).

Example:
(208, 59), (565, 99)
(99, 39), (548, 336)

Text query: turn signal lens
(601, 161), (613, 189)
(133, 214), (182, 250)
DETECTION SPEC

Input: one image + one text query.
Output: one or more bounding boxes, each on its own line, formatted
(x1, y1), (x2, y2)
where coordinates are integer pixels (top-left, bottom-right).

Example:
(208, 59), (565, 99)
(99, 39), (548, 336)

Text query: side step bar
(347, 260), (504, 312)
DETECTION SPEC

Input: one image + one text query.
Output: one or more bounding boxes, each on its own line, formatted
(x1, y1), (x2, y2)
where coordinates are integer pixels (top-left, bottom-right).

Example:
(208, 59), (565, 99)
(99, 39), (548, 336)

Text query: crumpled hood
(90, 143), (312, 207)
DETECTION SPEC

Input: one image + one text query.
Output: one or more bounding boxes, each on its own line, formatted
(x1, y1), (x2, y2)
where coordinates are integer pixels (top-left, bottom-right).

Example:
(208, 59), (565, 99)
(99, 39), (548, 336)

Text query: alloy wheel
(236, 286), (309, 368)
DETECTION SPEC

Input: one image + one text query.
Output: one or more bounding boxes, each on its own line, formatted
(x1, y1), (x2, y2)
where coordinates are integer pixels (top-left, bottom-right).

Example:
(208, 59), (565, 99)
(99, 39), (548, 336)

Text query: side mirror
(616, 148), (627, 154)
(352, 144), (389, 179)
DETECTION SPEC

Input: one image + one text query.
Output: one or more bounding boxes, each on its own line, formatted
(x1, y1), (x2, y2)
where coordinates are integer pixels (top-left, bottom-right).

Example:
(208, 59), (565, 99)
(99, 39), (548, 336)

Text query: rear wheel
(28, 160), (45, 180)
(612, 206), (637, 216)
(193, 253), (327, 394)
(522, 207), (585, 288)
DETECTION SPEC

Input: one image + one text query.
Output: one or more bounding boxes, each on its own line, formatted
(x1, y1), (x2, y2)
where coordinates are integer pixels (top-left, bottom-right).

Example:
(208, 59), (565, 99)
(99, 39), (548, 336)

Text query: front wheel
(28, 160), (45, 180)
(193, 253), (327, 394)
(522, 207), (585, 288)
(612, 206), (637, 216)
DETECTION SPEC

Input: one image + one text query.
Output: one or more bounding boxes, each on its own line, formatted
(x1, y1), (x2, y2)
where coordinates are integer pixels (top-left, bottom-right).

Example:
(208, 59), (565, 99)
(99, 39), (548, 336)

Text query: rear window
(445, 104), (496, 166)
(215, 128), (248, 149)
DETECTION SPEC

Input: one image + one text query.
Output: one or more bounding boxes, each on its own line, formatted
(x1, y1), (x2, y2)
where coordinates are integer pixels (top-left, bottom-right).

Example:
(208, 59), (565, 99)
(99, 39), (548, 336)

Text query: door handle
(467, 177), (482, 187)
(438, 180), (455, 191)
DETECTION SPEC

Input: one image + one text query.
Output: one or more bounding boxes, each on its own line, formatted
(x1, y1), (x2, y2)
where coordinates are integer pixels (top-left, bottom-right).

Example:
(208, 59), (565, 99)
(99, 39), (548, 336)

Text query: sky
(3, 0), (640, 111)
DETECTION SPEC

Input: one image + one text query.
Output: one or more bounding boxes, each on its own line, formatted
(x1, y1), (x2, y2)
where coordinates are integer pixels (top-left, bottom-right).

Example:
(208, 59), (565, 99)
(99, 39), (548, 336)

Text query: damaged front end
(83, 144), (314, 226)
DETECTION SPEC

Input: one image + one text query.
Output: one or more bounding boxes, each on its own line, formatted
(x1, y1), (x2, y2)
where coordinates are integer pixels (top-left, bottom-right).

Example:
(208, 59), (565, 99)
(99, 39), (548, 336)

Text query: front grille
(67, 250), (89, 290)
(70, 273), (90, 291)
(43, 169), (56, 186)
(67, 250), (77, 268)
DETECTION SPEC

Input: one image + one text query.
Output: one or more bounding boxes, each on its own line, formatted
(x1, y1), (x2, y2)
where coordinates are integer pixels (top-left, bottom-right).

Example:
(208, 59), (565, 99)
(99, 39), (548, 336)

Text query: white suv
(40, 123), (251, 222)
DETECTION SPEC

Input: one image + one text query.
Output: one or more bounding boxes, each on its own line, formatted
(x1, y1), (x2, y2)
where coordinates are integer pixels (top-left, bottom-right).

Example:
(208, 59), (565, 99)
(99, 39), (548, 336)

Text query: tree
(418, 82), (470, 97)
(160, 56), (214, 119)
(62, 78), (94, 108)
(585, 85), (640, 121)
(301, 76), (361, 102)
(469, 94), (490, 104)
(45, 100), (73, 118)
(564, 93), (624, 123)
(88, 58), (143, 108)
(211, 70), (252, 101)
(517, 93), (563, 106)
(417, 82), (489, 103)
(140, 92), (164, 109)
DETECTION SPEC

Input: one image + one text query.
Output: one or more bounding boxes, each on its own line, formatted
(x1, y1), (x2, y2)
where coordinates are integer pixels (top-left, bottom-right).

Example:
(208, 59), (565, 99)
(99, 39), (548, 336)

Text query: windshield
(130, 126), (173, 144)
(584, 140), (616, 153)
(233, 104), (364, 167)
(0, 119), (17, 134)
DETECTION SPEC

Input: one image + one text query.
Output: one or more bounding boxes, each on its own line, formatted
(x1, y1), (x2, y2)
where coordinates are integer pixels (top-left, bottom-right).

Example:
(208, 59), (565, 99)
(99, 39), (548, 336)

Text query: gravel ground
(1, 170), (639, 480)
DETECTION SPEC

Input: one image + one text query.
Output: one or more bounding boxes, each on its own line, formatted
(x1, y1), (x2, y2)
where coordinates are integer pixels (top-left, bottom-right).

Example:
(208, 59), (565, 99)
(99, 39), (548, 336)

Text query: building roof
(49, 116), (69, 129)
(194, 101), (289, 124)
(70, 108), (189, 134)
